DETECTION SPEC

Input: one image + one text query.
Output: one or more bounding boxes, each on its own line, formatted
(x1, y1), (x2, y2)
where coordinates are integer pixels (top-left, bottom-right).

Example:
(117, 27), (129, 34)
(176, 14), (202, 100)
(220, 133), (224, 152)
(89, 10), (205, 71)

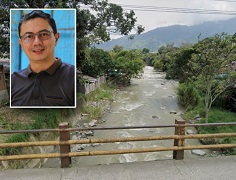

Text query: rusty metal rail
(1, 144), (236, 161)
(1, 133), (236, 148)
(1, 122), (236, 134)
(1, 120), (236, 168)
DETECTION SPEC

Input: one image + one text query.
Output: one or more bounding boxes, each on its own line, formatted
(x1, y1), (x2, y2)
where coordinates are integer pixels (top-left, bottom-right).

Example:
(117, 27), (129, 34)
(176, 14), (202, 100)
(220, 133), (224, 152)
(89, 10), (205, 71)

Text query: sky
(108, 0), (236, 35)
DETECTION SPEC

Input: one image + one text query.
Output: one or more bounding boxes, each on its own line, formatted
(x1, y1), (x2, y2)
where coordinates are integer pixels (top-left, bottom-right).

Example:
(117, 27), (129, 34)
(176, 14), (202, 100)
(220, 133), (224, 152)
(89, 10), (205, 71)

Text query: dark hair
(18, 10), (57, 36)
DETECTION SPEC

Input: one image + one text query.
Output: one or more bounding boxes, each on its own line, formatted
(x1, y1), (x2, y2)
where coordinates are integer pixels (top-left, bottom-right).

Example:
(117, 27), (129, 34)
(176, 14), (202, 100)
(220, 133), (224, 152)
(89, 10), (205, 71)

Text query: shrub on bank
(177, 82), (201, 110)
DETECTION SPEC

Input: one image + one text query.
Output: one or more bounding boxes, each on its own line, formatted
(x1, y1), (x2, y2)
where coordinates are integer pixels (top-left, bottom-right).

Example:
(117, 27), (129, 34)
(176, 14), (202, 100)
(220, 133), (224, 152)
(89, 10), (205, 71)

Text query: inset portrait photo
(10, 9), (76, 108)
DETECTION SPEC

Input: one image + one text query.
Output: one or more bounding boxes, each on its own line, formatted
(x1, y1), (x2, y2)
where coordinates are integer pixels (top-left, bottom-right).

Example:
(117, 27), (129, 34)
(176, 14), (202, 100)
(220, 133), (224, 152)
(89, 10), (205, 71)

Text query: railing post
(59, 122), (71, 168)
(173, 119), (185, 160)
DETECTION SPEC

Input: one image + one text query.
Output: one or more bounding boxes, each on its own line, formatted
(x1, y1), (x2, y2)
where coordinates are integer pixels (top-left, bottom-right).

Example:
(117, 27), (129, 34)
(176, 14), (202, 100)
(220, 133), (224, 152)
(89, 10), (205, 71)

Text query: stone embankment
(70, 99), (112, 153)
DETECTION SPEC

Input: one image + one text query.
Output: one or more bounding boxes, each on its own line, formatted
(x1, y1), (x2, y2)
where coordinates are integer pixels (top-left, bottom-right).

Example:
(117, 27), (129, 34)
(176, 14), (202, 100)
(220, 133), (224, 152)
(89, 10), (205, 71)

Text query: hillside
(96, 17), (236, 52)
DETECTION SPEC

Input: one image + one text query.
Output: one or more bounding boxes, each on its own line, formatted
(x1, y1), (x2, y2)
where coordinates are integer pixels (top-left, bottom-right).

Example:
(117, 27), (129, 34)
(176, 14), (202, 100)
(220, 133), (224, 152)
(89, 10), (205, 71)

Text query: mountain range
(96, 17), (236, 52)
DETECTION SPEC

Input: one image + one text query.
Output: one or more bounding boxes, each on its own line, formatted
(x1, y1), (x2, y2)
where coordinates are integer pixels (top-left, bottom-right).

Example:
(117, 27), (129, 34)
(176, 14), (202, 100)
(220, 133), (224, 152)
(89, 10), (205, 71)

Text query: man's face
(19, 18), (59, 63)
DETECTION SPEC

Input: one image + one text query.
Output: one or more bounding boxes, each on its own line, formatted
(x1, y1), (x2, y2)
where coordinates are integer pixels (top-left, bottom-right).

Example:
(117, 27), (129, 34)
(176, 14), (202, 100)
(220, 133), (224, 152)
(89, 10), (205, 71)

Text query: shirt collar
(27, 58), (62, 76)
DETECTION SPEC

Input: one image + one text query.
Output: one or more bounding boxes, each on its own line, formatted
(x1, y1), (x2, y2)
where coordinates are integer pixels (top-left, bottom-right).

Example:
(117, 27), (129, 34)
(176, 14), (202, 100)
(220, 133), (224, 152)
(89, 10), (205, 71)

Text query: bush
(177, 82), (201, 109)
(153, 59), (163, 70)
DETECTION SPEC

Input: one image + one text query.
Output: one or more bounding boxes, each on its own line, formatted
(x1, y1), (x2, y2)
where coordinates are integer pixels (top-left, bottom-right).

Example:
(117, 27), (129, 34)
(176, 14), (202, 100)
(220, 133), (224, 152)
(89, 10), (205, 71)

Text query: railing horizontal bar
(184, 123), (236, 127)
(0, 129), (59, 134)
(0, 125), (176, 134)
(1, 122), (236, 134)
(85, 144), (236, 156)
(0, 141), (60, 148)
(183, 133), (236, 139)
(1, 144), (236, 161)
(1, 133), (236, 148)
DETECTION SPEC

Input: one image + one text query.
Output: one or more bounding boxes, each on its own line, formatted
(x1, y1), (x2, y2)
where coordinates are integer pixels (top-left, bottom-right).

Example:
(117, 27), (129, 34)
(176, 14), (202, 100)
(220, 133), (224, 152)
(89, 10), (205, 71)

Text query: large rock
(85, 130), (94, 136)
(89, 119), (97, 127)
(186, 129), (194, 134)
(76, 144), (87, 152)
(191, 149), (206, 156)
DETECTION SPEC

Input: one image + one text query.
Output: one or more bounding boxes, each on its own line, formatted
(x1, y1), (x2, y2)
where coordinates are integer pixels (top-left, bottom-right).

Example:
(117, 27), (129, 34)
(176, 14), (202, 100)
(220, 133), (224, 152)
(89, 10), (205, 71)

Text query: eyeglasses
(20, 30), (54, 44)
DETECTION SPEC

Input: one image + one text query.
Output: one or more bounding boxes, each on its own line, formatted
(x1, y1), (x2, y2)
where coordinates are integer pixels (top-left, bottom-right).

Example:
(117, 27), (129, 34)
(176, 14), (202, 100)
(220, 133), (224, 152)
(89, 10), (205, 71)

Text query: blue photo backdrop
(10, 9), (76, 73)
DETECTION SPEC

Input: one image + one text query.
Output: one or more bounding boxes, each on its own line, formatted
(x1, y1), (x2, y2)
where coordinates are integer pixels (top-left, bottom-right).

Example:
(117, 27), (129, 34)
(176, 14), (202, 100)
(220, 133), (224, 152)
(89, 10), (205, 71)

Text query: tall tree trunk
(205, 108), (209, 123)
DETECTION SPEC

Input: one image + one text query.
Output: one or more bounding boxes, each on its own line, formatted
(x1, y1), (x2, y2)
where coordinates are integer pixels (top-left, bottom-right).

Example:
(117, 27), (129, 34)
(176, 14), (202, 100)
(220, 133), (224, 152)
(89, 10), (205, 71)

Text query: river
(71, 66), (212, 167)
(42, 66), (211, 168)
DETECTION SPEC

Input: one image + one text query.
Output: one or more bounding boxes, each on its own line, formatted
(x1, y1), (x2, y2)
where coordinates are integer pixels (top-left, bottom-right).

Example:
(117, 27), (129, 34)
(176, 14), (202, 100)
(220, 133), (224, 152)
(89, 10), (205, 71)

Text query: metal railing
(1, 120), (236, 168)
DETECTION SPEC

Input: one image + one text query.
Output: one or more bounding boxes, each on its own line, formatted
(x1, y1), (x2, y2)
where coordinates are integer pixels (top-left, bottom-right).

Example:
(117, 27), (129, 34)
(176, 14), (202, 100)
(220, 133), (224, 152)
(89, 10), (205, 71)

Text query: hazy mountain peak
(96, 17), (236, 52)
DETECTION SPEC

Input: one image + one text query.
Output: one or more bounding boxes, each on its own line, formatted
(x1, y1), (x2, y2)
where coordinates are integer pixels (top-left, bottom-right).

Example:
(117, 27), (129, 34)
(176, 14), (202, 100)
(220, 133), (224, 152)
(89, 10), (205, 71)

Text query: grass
(183, 106), (236, 154)
(0, 133), (30, 155)
(182, 104), (205, 120)
(81, 84), (113, 122)
(32, 109), (61, 129)
(82, 105), (103, 120)
(86, 84), (113, 101)
(197, 108), (236, 134)
(0, 115), (5, 127)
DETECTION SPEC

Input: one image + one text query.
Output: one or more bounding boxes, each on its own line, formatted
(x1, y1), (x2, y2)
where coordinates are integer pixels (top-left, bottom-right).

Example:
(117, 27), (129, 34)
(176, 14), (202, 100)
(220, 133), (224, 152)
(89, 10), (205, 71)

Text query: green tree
(167, 44), (196, 82)
(142, 48), (150, 54)
(83, 48), (113, 77)
(154, 44), (178, 72)
(0, 1), (22, 58)
(142, 53), (154, 66)
(153, 54), (163, 70)
(177, 81), (201, 109)
(189, 33), (236, 123)
(0, 0), (144, 68)
(112, 45), (124, 53)
(112, 50), (144, 85)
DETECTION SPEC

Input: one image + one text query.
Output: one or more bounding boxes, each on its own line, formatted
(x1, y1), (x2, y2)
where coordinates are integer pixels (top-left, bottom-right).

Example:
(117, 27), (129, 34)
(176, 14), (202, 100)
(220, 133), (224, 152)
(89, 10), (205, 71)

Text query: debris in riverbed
(152, 115), (160, 119)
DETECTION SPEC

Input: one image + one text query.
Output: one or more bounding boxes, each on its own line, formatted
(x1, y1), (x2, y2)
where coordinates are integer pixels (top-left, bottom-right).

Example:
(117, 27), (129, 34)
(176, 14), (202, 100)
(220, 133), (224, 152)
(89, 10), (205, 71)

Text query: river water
(72, 66), (212, 167)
